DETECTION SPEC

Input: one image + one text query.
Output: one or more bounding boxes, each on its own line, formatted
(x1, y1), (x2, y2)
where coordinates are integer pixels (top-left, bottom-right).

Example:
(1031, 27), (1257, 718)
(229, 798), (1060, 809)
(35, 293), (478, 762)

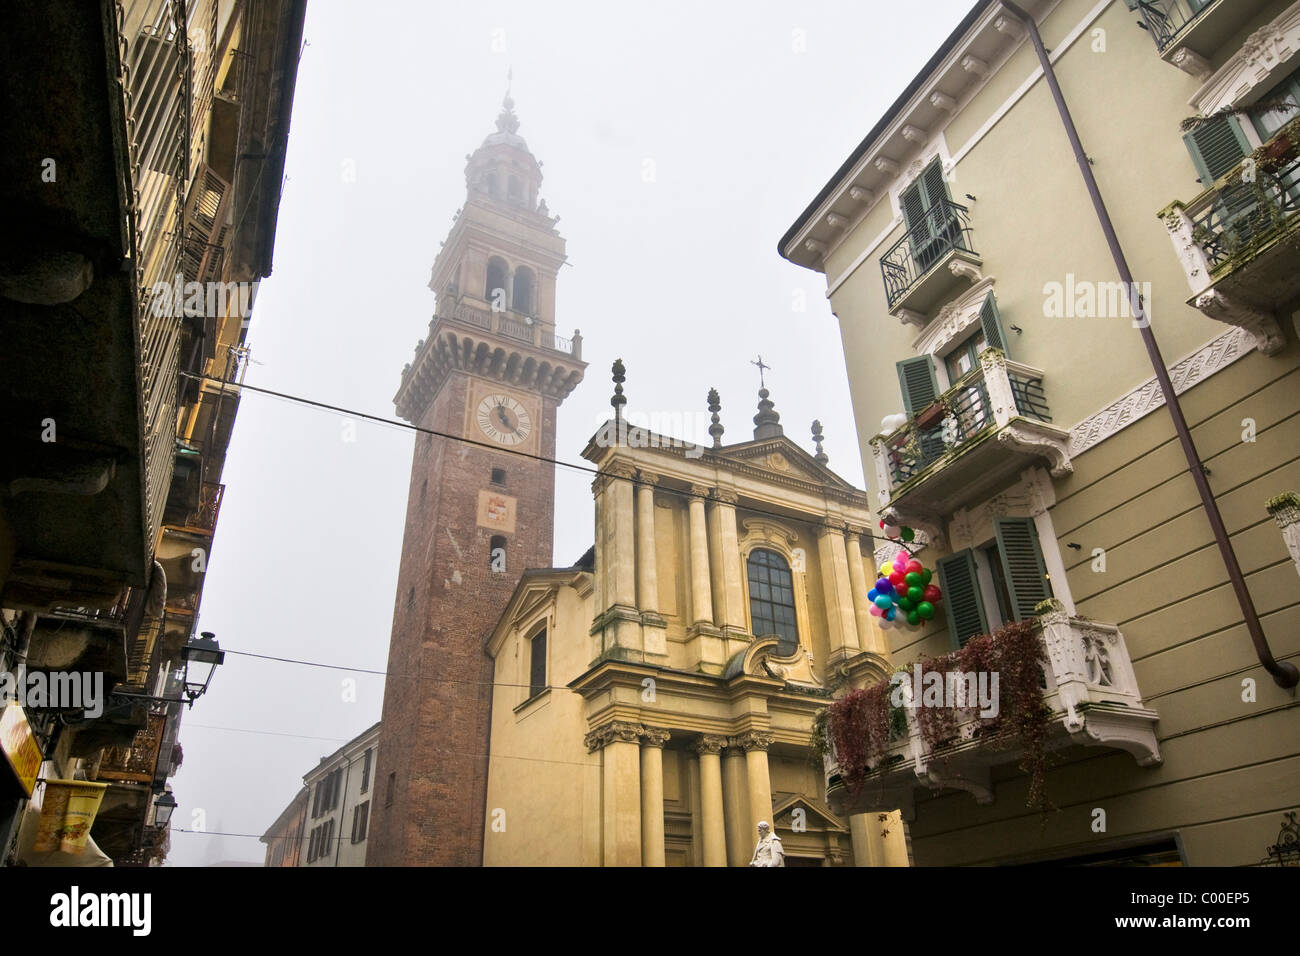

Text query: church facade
(482, 392), (909, 866)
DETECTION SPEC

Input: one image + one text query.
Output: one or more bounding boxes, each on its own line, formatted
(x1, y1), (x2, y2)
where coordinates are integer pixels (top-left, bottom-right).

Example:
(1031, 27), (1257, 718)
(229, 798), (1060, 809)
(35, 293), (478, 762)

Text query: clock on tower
(367, 93), (586, 867)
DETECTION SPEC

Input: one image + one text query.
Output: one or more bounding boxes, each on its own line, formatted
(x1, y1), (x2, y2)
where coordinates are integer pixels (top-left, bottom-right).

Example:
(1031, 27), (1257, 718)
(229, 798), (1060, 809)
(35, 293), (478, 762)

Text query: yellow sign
(34, 780), (109, 855)
(0, 702), (42, 797)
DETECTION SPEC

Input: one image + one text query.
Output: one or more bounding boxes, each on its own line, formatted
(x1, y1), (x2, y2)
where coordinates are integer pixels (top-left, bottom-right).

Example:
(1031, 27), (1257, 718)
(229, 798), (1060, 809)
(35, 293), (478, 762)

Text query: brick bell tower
(367, 93), (586, 867)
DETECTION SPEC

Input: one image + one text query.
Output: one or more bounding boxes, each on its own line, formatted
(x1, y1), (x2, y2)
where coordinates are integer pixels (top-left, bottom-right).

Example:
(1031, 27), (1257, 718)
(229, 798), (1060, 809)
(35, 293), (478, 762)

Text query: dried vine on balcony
(825, 678), (907, 797)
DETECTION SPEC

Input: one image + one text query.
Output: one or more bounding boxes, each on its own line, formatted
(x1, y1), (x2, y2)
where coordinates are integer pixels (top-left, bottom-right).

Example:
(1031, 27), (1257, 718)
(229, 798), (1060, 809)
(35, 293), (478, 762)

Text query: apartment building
(780, 0), (1300, 865)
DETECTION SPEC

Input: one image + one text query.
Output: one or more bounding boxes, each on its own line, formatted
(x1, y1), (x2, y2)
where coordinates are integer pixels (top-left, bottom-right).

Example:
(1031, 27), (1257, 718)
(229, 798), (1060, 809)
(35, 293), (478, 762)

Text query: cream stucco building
(780, 0), (1300, 865)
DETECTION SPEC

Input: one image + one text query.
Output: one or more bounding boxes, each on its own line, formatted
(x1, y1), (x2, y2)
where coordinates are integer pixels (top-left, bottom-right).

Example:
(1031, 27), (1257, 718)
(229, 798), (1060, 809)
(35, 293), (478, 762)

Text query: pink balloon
(869, 604), (883, 617)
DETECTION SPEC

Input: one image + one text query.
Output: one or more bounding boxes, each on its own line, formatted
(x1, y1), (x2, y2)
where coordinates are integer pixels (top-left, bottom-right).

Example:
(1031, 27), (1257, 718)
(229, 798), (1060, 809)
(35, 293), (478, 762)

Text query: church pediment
(717, 437), (858, 491)
(771, 794), (847, 832)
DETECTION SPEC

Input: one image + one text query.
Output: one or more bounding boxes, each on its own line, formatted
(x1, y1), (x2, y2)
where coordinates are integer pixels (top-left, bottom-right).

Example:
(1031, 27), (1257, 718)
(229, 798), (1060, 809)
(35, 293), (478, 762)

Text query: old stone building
(366, 95), (586, 867)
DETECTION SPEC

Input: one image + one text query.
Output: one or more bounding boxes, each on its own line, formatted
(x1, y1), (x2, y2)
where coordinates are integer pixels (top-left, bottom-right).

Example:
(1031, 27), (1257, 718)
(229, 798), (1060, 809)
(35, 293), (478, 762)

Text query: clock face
(475, 394), (533, 446)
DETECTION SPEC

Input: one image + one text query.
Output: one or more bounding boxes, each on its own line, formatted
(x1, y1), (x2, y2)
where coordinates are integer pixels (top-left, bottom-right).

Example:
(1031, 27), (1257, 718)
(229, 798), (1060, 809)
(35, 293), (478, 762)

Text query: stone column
(608, 464), (637, 609)
(850, 810), (910, 867)
(846, 527), (883, 656)
(635, 473), (660, 613)
(694, 735), (728, 866)
(721, 744), (750, 867)
(639, 727), (670, 867)
(736, 731), (775, 837)
(817, 520), (860, 661)
(709, 490), (747, 642)
(688, 485), (714, 625)
(586, 721), (642, 867)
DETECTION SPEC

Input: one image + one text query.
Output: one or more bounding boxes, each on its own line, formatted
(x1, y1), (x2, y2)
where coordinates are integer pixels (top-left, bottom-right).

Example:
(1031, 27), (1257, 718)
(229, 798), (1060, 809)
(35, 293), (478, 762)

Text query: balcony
(395, 298), (588, 423)
(824, 609), (1161, 819)
(1161, 119), (1298, 355)
(869, 349), (1071, 526)
(1133, 0), (1272, 75)
(880, 198), (981, 317)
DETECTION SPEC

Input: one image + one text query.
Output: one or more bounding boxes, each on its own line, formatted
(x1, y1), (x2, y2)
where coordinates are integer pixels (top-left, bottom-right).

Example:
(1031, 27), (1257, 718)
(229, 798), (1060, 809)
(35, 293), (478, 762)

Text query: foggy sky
(166, 0), (974, 866)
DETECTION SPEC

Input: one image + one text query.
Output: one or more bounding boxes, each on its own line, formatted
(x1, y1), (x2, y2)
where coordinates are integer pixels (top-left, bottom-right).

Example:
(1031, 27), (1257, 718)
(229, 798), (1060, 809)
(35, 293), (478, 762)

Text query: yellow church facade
(481, 386), (910, 866)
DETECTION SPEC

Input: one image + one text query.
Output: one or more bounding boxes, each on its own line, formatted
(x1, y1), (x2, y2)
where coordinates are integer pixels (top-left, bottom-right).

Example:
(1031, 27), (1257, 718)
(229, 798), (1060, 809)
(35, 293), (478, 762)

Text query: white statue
(749, 820), (785, 867)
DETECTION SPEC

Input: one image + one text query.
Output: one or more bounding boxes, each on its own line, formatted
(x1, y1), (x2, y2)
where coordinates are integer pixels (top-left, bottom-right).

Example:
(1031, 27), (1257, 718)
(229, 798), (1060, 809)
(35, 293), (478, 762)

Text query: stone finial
(707, 388), (724, 448)
(611, 358), (627, 426)
(753, 388), (783, 440)
(812, 420), (828, 465)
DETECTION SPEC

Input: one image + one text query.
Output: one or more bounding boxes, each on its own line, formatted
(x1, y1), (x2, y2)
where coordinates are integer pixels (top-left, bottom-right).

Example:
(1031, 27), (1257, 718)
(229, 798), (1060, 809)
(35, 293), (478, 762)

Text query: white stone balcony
(824, 608), (1161, 819)
(1160, 118), (1298, 356)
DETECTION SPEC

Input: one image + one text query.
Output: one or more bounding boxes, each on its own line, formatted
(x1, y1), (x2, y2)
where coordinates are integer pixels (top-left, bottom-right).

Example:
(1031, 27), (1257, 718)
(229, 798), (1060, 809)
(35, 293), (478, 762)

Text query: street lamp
(153, 791), (177, 828)
(181, 631), (225, 703)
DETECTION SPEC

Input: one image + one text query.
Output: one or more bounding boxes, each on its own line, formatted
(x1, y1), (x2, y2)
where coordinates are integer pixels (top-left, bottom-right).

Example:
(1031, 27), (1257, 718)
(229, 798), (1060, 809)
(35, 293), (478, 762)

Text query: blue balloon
(886, 607), (897, 621)
(876, 578), (892, 593)
(867, 588), (878, 602)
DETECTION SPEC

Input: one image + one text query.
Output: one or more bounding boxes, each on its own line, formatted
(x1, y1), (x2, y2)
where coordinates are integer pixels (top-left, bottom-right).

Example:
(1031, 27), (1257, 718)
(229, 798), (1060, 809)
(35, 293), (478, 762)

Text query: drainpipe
(998, 0), (1297, 690)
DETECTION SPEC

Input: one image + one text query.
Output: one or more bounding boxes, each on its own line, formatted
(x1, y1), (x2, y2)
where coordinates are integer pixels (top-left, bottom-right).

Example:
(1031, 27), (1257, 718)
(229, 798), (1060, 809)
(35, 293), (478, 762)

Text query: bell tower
(367, 94), (586, 867)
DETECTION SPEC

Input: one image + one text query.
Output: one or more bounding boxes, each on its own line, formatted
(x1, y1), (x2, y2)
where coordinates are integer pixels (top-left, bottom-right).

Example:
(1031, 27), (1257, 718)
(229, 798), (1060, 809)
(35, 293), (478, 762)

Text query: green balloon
(874, 595), (893, 610)
(906, 609), (920, 626)
(917, 601), (935, 620)
(920, 568), (932, 585)
(907, 586), (923, 602)
(901, 527), (915, 542)
(904, 571), (921, 587)
(897, 596), (914, 612)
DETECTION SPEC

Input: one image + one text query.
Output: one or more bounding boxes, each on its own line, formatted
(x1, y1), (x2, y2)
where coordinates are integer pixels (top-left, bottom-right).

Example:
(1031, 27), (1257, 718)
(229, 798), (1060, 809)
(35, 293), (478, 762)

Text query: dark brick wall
(367, 371), (556, 866)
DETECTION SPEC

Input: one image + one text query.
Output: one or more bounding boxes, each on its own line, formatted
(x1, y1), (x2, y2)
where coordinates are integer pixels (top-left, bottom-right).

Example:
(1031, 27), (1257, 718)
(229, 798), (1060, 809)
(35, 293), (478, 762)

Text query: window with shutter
(1183, 115), (1251, 186)
(896, 355), (939, 416)
(936, 549), (988, 647)
(899, 160), (961, 272)
(978, 291), (1008, 358)
(361, 748), (372, 793)
(529, 630), (547, 699)
(994, 517), (1053, 621)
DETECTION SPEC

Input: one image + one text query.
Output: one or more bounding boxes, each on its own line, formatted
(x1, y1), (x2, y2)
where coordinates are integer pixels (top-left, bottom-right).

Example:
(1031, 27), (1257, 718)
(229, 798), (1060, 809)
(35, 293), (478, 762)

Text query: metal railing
(436, 301), (580, 356)
(1187, 132), (1300, 273)
(880, 198), (977, 308)
(1133, 0), (1210, 52)
(881, 356), (1051, 486)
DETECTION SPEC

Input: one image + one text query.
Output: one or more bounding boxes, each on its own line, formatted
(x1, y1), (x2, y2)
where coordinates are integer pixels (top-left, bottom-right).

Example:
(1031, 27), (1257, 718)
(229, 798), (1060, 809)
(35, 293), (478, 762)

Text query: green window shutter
(937, 549), (988, 647)
(920, 160), (950, 208)
(1183, 115), (1251, 186)
(978, 292), (1009, 358)
(896, 355), (939, 416)
(994, 517), (1054, 622)
(900, 178), (927, 233)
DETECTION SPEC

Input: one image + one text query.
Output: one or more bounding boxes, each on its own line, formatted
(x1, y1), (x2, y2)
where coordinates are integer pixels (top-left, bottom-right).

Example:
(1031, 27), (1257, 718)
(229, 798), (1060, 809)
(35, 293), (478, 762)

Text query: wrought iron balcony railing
(1188, 140), (1300, 273)
(1133, 0), (1210, 52)
(435, 300), (582, 358)
(877, 352), (1051, 488)
(880, 198), (977, 309)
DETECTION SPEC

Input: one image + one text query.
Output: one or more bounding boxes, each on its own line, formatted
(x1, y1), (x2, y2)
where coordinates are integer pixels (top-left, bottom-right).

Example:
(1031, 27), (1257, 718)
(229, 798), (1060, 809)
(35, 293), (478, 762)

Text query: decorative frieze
(1067, 326), (1256, 458)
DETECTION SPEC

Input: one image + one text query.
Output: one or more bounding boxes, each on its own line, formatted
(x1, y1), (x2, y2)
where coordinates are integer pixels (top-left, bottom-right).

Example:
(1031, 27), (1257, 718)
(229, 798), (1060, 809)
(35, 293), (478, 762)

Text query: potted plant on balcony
(913, 399), (949, 432)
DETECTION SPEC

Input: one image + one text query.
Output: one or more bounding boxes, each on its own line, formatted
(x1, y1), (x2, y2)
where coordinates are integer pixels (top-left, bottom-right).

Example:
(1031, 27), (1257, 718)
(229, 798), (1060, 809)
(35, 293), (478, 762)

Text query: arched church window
(512, 266), (535, 316)
(747, 548), (798, 656)
(485, 257), (508, 310)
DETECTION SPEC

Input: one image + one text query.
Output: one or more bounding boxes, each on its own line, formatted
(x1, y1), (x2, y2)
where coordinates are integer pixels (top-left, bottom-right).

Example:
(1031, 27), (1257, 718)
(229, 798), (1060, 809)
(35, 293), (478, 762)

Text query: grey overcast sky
(167, 0), (974, 865)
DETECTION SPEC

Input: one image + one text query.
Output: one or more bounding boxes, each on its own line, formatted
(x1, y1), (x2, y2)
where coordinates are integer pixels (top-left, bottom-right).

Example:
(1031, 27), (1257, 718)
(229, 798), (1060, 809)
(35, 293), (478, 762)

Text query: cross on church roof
(751, 355), (771, 388)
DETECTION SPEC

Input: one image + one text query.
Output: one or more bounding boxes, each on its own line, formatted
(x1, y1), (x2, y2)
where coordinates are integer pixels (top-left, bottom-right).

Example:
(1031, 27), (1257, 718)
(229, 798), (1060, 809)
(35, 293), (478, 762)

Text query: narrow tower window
(485, 257), (509, 310)
(490, 534), (507, 573)
(512, 266), (535, 316)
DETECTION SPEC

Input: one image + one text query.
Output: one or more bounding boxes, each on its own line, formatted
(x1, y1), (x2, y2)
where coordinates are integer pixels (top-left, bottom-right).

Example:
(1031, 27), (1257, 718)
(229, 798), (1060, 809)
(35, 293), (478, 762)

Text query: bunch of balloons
(868, 547), (943, 630)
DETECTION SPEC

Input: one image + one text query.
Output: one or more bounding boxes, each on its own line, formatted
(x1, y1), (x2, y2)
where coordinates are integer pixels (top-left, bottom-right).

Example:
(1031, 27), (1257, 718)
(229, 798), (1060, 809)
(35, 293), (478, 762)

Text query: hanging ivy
(824, 620), (1055, 814)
